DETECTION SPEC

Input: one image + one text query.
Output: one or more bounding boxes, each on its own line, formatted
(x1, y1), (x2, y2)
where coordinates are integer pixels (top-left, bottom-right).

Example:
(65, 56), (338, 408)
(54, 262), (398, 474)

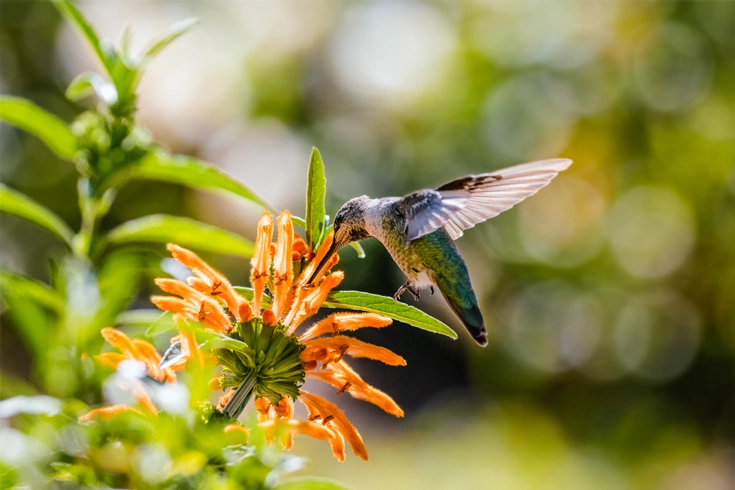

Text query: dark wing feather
(399, 158), (572, 243)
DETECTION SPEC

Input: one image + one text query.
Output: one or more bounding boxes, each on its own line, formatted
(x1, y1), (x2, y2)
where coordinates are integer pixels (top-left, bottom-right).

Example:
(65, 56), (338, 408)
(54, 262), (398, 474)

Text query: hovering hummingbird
(311, 158), (573, 346)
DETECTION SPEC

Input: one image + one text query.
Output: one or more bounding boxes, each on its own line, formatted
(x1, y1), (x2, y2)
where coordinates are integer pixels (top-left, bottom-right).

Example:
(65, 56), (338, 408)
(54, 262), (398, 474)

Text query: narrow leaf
(102, 151), (271, 210)
(349, 242), (366, 258)
(273, 477), (352, 490)
(0, 184), (74, 246)
(324, 291), (457, 339)
(141, 18), (199, 63)
(142, 311), (178, 336)
(305, 147), (326, 249)
(52, 0), (113, 76)
(103, 215), (254, 258)
(0, 269), (65, 313)
(291, 215), (307, 230)
(0, 271), (59, 356)
(233, 286), (455, 338)
(0, 97), (76, 160)
(200, 333), (251, 353)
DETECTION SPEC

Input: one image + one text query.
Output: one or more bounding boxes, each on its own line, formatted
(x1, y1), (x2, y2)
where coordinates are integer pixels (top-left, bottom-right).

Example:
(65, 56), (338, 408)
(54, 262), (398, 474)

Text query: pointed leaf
(273, 478), (352, 490)
(233, 286), (454, 338)
(0, 271), (59, 356)
(0, 184), (74, 246)
(305, 148), (326, 249)
(102, 151), (271, 210)
(0, 97), (76, 160)
(52, 0), (113, 76)
(349, 242), (366, 258)
(103, 215), (254, 258)
(141, 18), (199, 63)
(0, 269), (65, 313)
(200, 332), (251, 353)
(291, 215), (307, 230)
(324, 291), (457, 339)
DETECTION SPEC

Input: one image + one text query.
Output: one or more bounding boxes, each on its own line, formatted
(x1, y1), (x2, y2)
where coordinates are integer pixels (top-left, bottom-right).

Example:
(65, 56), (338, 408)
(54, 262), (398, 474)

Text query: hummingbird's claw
(394, 281), (421, 302)
(430, 286), (434, 296)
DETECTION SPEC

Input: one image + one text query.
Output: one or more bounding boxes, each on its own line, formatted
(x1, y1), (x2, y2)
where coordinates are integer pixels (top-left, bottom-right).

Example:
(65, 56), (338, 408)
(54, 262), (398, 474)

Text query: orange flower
(86, 210), (404, 462)
(95, 328), (176, 383)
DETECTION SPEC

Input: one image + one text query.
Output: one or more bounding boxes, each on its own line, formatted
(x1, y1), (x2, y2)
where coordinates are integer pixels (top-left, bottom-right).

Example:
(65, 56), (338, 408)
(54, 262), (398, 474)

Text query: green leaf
(0, 97), (76, 160)
(0, 184), (74, 246)
(102, 151), (271, 210)
(141, 311), (178, 336)
(52, 0), (113, 76)
(0, 269), (65, 313)
(349, 241), (366, 258)
(273, 477), (352, 490)
(324, 291), (457, 339)
(305, 147), (326, 249)
(103, 214), (254, 258)
(290, 215), (307, 230)
(200, 332), (251, 353)
(233, 286), (455, 338)
(140, 18), (199, 63)
(66, 72), (118, 105)
(0, 271), (60, 356)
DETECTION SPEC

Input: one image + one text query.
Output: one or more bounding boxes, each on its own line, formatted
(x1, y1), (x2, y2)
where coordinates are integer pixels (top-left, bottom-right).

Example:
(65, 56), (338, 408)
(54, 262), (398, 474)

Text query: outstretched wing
(399, 158), (572, 243)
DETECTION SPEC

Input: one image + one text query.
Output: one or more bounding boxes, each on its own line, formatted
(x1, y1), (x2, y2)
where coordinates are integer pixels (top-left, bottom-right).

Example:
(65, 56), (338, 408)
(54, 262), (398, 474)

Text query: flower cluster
(82, 211), (404, 461)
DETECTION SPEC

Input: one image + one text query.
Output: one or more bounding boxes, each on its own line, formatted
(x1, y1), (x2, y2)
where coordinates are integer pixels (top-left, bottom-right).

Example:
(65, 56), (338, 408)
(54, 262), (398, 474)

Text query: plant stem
(222, 371), (257, 419)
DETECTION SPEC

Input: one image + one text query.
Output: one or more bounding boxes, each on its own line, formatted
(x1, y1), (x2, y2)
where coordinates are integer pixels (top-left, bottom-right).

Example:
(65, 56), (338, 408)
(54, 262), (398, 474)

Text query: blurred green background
(2, 1), (734, 489)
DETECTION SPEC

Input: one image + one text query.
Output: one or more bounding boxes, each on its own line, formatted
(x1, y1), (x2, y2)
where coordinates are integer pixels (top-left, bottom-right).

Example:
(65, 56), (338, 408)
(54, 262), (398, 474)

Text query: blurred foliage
(2, 0), (735, 489)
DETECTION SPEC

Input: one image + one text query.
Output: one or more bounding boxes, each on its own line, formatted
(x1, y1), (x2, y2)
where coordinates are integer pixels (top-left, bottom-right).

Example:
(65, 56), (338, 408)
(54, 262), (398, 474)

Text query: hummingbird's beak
(307, 237), (339, 284)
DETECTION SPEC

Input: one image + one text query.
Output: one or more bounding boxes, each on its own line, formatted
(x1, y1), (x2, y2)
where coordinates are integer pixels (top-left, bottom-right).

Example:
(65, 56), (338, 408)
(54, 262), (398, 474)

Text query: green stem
(222, 371), (257, 419)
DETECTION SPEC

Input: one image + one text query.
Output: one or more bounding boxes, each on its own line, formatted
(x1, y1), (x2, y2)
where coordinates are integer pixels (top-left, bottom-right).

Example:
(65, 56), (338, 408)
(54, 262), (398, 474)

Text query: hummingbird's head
(333, 195), (371, 250)
(308, 196), (371, 284)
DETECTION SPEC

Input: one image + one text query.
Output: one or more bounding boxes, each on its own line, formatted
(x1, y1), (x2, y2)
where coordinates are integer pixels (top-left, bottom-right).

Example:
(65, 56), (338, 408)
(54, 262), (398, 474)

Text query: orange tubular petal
(292, 235), (310, 256)
(136, 390), (159, 416)
(224, 424), (250, 443)
(209, 375), (223, 390)
(287, 271), (344, 333)
(299, 391), (367, 460)
(78, 405), (144, 422)
(259, 419), (345, 462)
(303, 336), (405, 366)
(151, 296), (196, 317)
(155, 278), (205, 302)
(272, 212), (295, 318)
(296, 232), (335, 286)
(308, 361), (404, 417)
(311, 253), (339, 285)
(167, 244), (243, 316)
(187, 276), (211, 293)
(154, 291), (231, 333)
(238, 302), (253, 322)
(94, 352), (126, 370)
(300, 313), (393, 341)
(129, 339), (169, 383)
(251, 213), (274, 314)
(262, 309), (277, 327)
(101, 328), (138, 358)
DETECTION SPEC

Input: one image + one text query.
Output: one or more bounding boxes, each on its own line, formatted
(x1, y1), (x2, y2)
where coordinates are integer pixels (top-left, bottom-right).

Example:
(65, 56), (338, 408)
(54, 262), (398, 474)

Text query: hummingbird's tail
(435, 273), (488, 347)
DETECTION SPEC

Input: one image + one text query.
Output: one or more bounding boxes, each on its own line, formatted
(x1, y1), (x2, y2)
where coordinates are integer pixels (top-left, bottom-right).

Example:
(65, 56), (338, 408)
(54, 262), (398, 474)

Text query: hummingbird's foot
(394, 281), (421, 301)
(430, 286), (434, 296)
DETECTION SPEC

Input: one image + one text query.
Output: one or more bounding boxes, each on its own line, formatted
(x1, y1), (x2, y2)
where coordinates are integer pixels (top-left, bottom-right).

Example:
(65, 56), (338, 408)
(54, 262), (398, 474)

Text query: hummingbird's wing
(400, 158), (572, 243)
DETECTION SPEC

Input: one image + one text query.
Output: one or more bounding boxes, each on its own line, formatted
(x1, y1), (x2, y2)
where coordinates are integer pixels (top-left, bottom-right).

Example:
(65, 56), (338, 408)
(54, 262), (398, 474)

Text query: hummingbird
(311, 158), (572, 346)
